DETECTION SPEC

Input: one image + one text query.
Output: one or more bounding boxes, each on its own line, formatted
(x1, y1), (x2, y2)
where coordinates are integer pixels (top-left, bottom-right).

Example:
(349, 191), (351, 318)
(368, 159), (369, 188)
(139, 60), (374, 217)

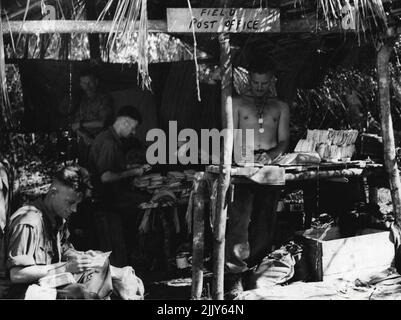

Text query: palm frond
(15, 0), (31, 47)
(302, 0), (388, 36)
(99, 0), (151, 90)
(137, 0), (151, 90)
(0, 2), (13, 130)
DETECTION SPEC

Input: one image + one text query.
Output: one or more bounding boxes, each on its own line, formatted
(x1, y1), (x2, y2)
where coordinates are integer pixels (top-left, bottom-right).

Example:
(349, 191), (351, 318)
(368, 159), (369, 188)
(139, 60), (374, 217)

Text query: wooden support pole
(212, 32), (233, 300)
(191, 173), (206, 300)
(377, 32), (401, 226)
(1, 20), (167, 34)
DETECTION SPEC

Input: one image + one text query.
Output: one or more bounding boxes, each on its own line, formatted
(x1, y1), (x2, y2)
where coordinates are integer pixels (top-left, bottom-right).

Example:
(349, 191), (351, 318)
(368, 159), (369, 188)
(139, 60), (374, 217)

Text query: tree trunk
(377, 37), (401, 226)
(212, 32), (233, 300)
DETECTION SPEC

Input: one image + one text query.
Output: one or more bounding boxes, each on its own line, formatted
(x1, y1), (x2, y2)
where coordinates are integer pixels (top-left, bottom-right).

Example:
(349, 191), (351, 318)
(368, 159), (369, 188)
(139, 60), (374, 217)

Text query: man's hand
(127, 164), (152, 177)
(257, 152), (272, 165)
(65, 255), (93, 274)
(127, 164), (151, 172)
(128, 167), (145, 177)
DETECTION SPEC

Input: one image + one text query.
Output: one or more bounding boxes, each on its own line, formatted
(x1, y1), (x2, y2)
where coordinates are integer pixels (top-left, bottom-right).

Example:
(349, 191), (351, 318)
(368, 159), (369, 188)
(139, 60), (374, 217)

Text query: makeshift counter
(189, 159), (385, 298)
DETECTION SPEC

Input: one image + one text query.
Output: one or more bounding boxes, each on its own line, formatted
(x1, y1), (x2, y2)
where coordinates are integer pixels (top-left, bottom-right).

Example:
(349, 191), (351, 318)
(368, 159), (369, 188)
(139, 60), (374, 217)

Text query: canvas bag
(249, 247), (298, 289)
(112, 266), (145, 300)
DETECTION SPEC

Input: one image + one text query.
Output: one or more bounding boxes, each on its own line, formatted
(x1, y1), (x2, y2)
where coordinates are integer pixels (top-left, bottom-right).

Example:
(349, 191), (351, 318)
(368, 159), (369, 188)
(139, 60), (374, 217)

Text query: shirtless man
(225, 63), (290, 299)
(233, 66), (289, 163)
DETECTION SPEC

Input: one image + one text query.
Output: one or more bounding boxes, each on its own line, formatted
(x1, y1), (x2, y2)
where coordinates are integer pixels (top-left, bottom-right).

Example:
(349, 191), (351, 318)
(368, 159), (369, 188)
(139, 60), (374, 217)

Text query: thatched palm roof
(1, 0), (401, 129)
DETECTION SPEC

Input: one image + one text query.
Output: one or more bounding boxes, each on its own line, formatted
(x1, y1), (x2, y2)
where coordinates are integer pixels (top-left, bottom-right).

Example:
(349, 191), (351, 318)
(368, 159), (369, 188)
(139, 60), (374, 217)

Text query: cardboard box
(295, 227), (395, 281)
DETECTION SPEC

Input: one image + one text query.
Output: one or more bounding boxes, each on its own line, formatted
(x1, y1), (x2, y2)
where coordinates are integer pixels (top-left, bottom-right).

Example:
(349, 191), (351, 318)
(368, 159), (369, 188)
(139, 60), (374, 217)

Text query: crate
(295, 227), (395, 281)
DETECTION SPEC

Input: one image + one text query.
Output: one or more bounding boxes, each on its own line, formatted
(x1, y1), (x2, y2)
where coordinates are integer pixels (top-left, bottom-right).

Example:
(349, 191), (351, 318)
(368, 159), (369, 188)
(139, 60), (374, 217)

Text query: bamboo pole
(1, 20), (167, 34)
(377, 31), (401, 226)
(212, 32), (233, 300)
(191, 173), (206, 300)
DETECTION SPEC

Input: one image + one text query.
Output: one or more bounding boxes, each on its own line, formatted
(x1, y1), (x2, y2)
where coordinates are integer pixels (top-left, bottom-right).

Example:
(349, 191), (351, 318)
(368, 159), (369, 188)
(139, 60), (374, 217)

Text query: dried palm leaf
(187, 0), (200, 101)
(98, 0), (151, 90)
(136, 0), (151, 90)
(0, 2), (13, 130)
(302, 0), (388, 36)
(15, 0), (31, 47)
(4, 13), (16, 54)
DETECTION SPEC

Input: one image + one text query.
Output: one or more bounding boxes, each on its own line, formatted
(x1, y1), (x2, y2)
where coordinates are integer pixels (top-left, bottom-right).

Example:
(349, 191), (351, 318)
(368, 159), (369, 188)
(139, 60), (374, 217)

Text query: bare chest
(239, 104), (280, 128)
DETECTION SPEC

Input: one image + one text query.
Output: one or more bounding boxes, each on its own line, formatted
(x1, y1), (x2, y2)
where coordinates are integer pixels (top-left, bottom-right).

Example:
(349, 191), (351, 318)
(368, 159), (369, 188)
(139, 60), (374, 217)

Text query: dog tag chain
(256, 99), (265, 134)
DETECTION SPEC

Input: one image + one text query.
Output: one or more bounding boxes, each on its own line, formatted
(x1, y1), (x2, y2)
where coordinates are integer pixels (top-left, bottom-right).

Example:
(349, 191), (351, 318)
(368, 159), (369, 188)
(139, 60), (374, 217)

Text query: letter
(201, 8), (207, 16)
(236, 305), (244, 314)
(227, 19), (235, 31)
(253, 20), (259, 30)
(210, 20), (218, 29)
(208, 305), (213, 317)
(236, 19), (242, 30)
(178, 128), (198, 165)
(342, 4), (356, 30)
(184, 307), (191, 318)
(233, 129), (255, 165)
(189, 17), (196, 29)
(247, 20), (254, 30)
(146, 129), (167, 164)
(157, 306), (163, 315)
(169, 121), (177, 164)
(201, 128), (229, 165)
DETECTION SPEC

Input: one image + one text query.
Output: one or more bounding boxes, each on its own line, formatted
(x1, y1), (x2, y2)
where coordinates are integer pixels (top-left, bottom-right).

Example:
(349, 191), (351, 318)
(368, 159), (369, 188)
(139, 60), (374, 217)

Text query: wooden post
(191, 173), (206, 300)
(377, 31), (401, 226)
(212, 32), (233, 300)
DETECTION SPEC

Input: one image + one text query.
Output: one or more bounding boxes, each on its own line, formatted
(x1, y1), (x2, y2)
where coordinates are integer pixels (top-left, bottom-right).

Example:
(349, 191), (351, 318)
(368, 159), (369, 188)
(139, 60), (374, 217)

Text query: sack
(112, 266), (145, 300)
(59, 257), (114, 299)
(249, 248), (297, 289)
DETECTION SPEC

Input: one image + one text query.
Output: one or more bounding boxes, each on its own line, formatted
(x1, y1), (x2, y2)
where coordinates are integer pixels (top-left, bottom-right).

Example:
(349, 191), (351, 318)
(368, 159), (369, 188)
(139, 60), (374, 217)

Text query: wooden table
(190, 161), (385, 299)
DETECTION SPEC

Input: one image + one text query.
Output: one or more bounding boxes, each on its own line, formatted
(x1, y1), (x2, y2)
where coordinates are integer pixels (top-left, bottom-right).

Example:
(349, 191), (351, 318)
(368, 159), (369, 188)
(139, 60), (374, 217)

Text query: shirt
(6, 198), (75, 270)
(73, 93), (114, 138)
(5, 199), (117, 299)
(88, 127), (129, 202)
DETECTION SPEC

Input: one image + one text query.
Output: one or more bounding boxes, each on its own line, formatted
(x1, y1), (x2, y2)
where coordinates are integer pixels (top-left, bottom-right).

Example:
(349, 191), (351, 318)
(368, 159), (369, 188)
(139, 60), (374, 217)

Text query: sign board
(167, 8), (280, 33)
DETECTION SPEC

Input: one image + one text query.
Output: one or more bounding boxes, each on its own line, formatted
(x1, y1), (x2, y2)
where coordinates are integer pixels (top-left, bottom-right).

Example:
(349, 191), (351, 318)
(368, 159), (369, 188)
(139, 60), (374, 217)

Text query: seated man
(225, 61), (290, 298)
(71, 68), (114, 167)
(5, 166), (144, 299)
(88, 106), (151, 267)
